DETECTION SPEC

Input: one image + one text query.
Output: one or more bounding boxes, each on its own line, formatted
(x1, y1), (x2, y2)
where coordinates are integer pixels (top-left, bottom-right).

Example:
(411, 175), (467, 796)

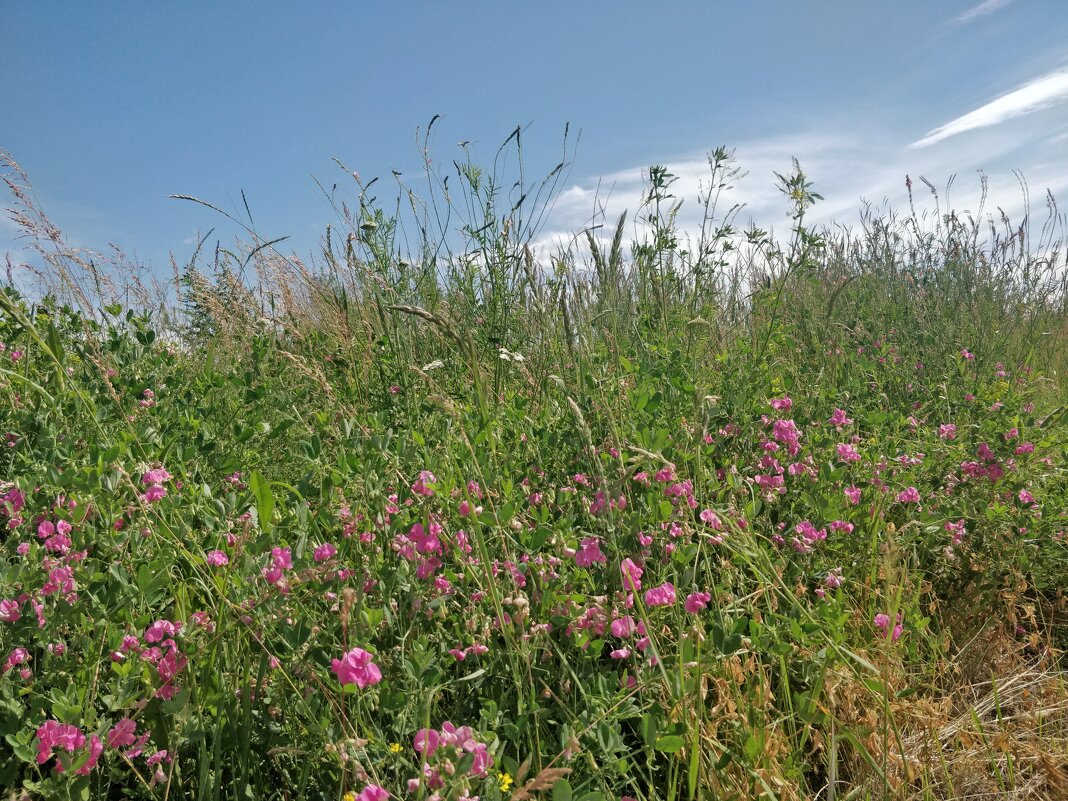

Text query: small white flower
(422, 360), (444, 371)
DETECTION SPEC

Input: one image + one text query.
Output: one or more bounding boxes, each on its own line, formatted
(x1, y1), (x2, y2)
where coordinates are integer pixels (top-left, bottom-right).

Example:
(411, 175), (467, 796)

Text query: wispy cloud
(953, 0), (1014, 25)
(909, 67), (1068, 149)
(534, 113), (1068, 261)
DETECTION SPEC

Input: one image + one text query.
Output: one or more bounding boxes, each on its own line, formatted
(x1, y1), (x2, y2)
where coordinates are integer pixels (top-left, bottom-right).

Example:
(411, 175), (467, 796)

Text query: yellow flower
(497, 772), (514, 792)
(343, 793), (357, 801)
(389, 742), (402, 754)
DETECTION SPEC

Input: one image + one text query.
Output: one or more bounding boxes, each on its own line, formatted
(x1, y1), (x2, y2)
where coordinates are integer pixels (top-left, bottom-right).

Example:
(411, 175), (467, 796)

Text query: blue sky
(3, 1), (1067, 278)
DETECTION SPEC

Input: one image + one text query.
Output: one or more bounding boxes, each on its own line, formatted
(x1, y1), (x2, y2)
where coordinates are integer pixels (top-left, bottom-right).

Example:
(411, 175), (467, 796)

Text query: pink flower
(837, 443), (861, 463)
(142, 484), (167, 503)
(699, 509), (722, 529)
(3, 647), (29, 673)
(828, 408), (853, 427)
(146, 749), (170, 767)
(331, 647), (382, 689)
(874, 613), (904, 642)
(205, 550), (229, 566)
(141, 467), (172, 485)
(75, 735), (103, 775)
(271, 546), (292, 569)
(144, 619), (180, 643)
(35, 719), (85, 766)
(945, 519), (966, 545)
(411, 470), (437, 497)
(357, 785), (390, 801)
(620, 558), (643, 592)
(0, 598), (20, 622)
(938, 424), (957, 440)
(313, 542), (337, 562)
(684, 591), (711, 614)
(413, 728), (440, 757)
(770, 396), (792, 411)
(823, 568), (844, 589)
(644, 581), (677, 607)
(574, 537), (607, 567)
(896, 487), (921, 504)
(610, 616), (636, 638)
(107, 719), (138, 749)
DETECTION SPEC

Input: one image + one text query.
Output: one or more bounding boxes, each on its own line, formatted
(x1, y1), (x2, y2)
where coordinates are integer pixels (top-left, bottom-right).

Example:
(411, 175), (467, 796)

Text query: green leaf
(655, 734), (686, 753)
(249, 470), (275, 532)
(552, 778), (573, 801)
(46, 320), (65, 367)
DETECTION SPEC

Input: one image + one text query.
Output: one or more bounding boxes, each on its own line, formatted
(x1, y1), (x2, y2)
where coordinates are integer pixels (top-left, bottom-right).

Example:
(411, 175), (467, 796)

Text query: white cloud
(532, 113), (1068, 265)
(953, 0), (1014, 25)
(909, 67), (1068, 149)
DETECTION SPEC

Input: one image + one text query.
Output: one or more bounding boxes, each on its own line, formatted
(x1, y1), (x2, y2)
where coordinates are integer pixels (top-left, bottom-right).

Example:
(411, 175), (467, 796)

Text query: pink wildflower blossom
(331, 647), (382, 689)
(896, 487), (921, 504)
(620, 558), (643, 592)
(574, 537), (607, 567)
(837, 443), (861, 463)
(313, 542), (337, 562)
(357, 785), (390, 801)
(644, 582), (676, 607)
(684, 591), (712, 613)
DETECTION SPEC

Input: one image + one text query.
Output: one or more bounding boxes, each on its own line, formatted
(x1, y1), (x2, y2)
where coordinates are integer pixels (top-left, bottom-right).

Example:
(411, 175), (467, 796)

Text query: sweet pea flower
(357, 785), (390, 801)
(644, 581), (677, 607)
(3, 647), (29, 673)
(331, 647), (382, 689)
(413, 728), (440, 757)
(313, 542), (337, 562)
(574, 537), (607, 567)
(837, 443), (861, 463)
(610, 616), (636, 638)
(874, 613), (904, 641)
(620, 558), (643, 592)
(107, 718), (138, 749)
(0, 598), (20, 622)
(684, 591), (712, 614)
(896, 487), (921, 504)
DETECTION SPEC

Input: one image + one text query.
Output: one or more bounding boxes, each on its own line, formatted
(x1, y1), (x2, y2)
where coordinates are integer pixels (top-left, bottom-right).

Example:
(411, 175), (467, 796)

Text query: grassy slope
(1, 148), (1067, 800)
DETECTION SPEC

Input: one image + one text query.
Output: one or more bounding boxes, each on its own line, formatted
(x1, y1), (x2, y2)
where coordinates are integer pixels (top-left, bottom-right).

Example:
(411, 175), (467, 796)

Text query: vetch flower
(684, 591), (711, 613)
(644, 581), (677, 607)
(574, 537), (606, 567)
(896, 487), (921, 504)
(874, 613), (904, 642)
(331, 647), (382, 689)
(620, 558), (643, 592)
(356, 784), (390, 801)
(313, 542), (337, 562)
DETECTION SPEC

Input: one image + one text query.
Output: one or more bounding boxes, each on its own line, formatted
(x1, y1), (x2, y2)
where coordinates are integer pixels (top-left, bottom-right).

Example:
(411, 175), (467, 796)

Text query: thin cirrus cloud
(909, 66), (1068, 149)
(952, 0), (1015, 25)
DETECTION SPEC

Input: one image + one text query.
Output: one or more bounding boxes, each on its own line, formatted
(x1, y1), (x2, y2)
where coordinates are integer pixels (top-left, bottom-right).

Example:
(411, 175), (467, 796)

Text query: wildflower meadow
(1, 140), (1067, 800)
